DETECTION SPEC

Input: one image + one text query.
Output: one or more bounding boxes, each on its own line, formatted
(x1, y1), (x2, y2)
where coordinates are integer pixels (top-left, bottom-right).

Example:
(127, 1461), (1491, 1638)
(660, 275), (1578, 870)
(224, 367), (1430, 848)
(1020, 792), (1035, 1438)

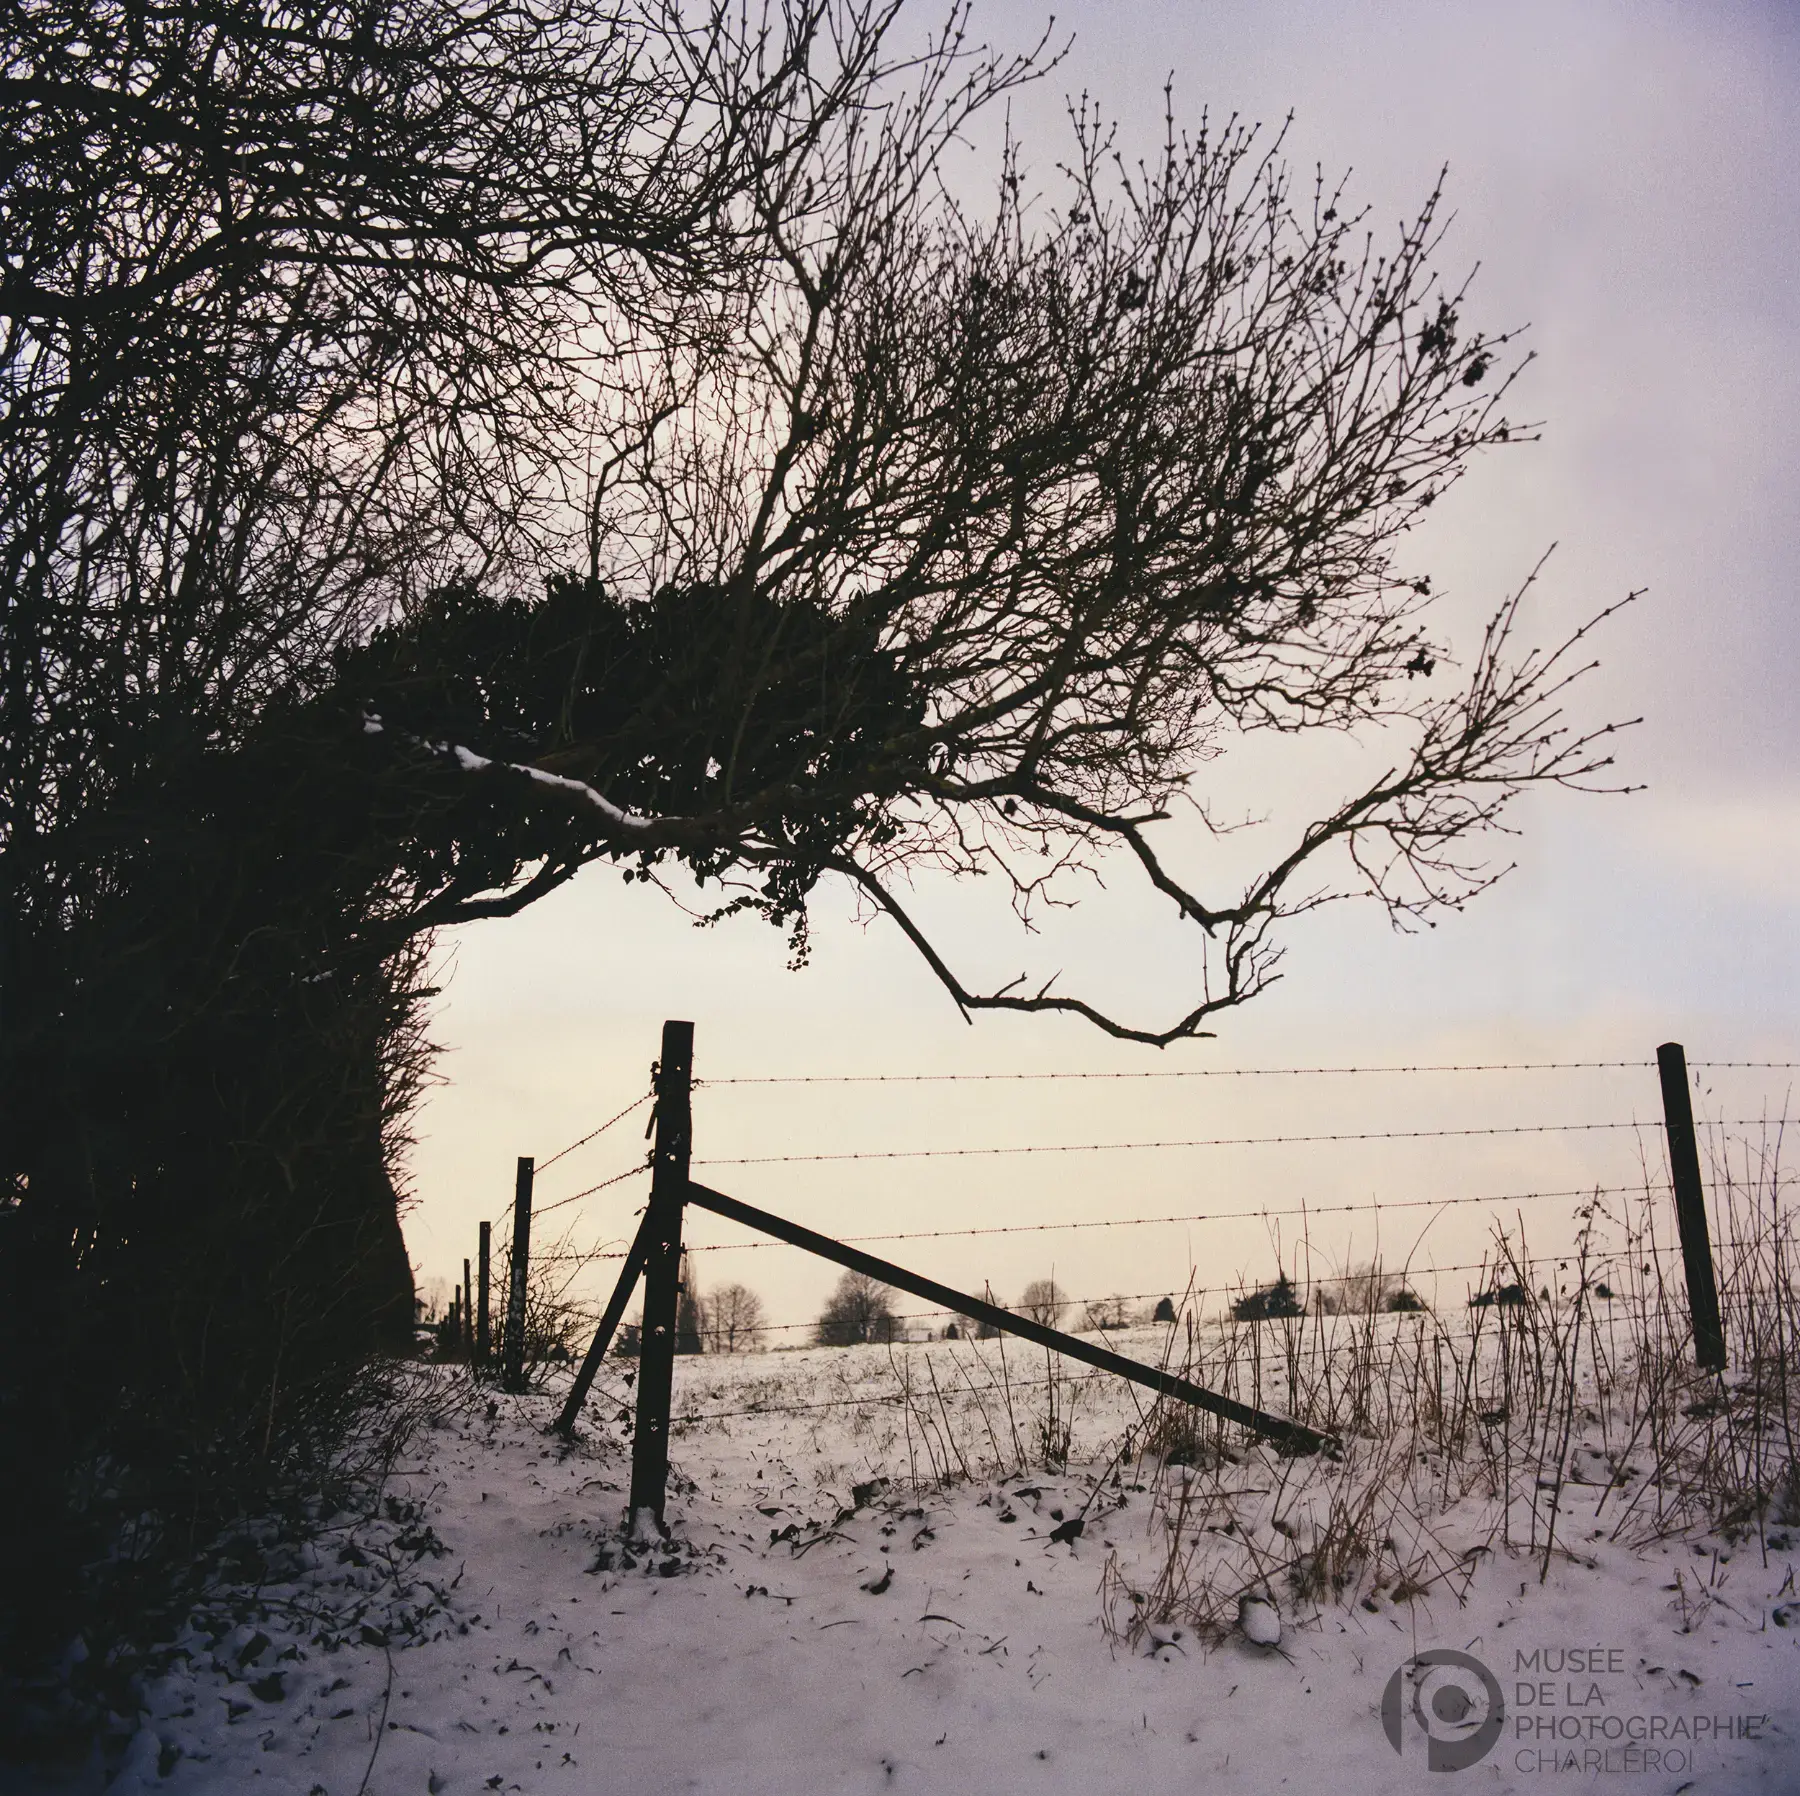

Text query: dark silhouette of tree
(1018, 1279), (1068, 1328)
(1470, 1283), (1529, 1309)
(321, 97), (1633, 1040)
(0, 0), (1020, 1724)
(1231, 1274), (1304, 1322)
(815, 1271), (898, 1346)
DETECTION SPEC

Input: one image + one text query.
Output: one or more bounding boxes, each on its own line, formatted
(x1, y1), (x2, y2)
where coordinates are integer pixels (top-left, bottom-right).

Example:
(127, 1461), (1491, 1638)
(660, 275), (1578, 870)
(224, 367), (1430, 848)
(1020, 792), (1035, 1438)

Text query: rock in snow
(1237, 1594), (1282, 1647)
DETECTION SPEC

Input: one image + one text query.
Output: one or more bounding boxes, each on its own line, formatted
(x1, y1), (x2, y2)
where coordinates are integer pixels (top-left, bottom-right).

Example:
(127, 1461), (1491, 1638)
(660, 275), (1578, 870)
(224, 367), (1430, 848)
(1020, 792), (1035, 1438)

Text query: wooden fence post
(462, 1257), (473, 1357)
(502, 1156), (535, 1392)
(628, 1020), (693, 1535)
(1656, 1042), (1726, 1371)
(477, 1220), (492, 1367)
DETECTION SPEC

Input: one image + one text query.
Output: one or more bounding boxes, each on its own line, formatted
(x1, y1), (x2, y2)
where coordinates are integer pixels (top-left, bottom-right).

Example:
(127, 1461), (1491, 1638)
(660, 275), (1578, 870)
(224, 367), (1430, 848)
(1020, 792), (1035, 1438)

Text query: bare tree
(1018, 1278), (1068, 1328)
(351, 90), (1634, 1040)
(815, 1270), (898, 1346)
(704, 1283), (768, 1354)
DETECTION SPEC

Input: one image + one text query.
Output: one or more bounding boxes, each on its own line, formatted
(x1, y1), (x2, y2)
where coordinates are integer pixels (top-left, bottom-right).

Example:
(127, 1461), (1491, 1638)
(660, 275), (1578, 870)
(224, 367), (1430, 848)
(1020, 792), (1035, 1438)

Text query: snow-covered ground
(117, 1335), (1800, 1795)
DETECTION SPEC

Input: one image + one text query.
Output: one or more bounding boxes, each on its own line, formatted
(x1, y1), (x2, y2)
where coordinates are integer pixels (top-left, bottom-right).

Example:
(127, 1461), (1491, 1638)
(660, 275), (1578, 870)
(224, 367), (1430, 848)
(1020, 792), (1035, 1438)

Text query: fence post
(462, 1257), (473, 1357)
(628, 1020), (694, 1535)
(1656, 1042), (1726, 1371)
(476, 1220), (492, 1368)
(502, 1156), (535, 1392)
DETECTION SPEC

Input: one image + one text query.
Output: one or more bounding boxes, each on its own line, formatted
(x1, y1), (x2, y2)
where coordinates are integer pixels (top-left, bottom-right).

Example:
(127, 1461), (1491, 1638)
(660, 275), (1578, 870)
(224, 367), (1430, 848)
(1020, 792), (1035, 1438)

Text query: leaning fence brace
(684, 1180), (1329, 1456)
(557, 1021), (1330, 1524)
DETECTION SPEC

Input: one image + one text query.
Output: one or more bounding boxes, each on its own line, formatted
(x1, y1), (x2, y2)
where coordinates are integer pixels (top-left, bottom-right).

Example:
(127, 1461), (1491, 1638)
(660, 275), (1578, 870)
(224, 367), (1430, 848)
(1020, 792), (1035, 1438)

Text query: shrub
(1231, 1275), (1304, 1322)
(1470, 1282), (1528, 1308)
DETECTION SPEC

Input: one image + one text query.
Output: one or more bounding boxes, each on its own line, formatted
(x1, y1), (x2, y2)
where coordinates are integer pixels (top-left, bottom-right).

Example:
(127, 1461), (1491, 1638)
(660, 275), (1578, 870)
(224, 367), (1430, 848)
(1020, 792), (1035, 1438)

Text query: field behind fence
(448, 1045), (1790, 1380)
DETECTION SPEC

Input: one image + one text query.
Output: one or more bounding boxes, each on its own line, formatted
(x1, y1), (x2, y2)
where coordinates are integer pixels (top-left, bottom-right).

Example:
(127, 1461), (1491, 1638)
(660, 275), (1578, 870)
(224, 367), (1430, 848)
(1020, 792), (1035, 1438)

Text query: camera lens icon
(1381, 1649), (1505, 1772)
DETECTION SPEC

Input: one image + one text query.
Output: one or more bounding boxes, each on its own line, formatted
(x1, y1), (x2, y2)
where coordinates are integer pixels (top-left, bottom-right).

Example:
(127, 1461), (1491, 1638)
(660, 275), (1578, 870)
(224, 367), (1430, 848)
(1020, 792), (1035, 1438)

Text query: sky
(404, 0), (1799, 1340)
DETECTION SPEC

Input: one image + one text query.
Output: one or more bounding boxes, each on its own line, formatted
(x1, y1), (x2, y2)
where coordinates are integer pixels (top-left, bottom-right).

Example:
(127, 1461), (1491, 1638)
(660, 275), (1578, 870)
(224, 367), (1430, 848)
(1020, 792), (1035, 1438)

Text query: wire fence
(698, 1060), (1798, 1085)
(688, 1117), (1772, 1168)
(458, 1048), (1793, 1394)
(524, 1170), (1798, 1266)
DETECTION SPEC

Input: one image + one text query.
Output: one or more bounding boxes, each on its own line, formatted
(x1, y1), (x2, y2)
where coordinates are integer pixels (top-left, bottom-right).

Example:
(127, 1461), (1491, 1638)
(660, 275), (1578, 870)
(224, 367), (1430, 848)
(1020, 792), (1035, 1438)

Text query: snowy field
(114, 1333), (1800, 1796)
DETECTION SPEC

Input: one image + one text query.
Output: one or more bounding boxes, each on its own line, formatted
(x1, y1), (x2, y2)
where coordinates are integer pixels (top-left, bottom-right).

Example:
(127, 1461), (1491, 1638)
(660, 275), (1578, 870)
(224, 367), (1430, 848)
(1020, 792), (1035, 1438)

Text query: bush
(1231, 1275), (1304, 1322)
(1470, 1283), (1528, 1308)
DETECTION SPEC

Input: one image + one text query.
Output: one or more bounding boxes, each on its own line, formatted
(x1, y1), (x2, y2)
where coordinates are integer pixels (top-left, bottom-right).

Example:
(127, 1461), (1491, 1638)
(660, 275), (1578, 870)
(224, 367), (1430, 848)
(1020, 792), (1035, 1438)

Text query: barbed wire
(502, 1148), (1795, 1251)
(528, 1159), (651, 1221)
(697, 1060), (1796, 1087)
(530, 1175), (1800, 1264)
(690, 1117), (1775, 1169)
(671, 1180), (1727, 1254)
(480, 1094), (653, 1235)
(536, 1090), (653, 1174)
(473, 1069), (1792, 1303)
